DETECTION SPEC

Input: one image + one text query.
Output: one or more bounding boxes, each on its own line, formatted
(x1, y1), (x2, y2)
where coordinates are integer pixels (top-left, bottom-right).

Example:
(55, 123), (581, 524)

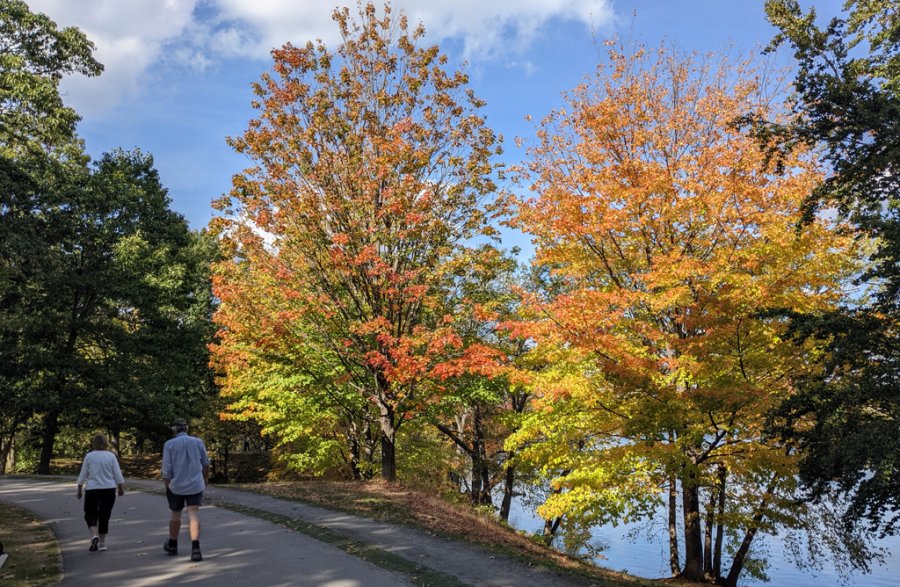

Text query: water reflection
(506, 497), (899, 586)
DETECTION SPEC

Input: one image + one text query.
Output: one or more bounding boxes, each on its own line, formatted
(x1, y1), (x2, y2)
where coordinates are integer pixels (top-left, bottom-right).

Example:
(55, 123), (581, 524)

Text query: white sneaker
(98, 543), (107, 551)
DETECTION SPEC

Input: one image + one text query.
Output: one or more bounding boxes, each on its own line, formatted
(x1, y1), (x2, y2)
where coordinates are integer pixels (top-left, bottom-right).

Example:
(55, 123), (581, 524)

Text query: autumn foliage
(208, 4), (869, 584)
(506, 45), (859, 585)
(210, 3), (505, 481)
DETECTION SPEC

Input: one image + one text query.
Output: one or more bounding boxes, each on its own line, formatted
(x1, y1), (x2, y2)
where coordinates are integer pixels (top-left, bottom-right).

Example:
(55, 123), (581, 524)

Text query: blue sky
(28, 0), (844, 234)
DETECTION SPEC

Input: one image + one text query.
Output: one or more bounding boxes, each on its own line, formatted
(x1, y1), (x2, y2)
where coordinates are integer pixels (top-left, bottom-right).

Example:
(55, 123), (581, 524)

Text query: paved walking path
(0, 477), (594, 587)
(0, 477), (413, 587)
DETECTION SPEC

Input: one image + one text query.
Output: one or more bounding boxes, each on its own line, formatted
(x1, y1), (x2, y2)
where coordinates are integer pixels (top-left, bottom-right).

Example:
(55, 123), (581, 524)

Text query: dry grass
(0, 500), (61, 587)
(233, 479), (701, 587)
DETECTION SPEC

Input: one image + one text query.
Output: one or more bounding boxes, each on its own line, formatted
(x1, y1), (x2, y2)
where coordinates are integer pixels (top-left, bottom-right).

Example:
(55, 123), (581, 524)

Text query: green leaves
(0, 0), (101, 157)
(765, 0), (900, 538)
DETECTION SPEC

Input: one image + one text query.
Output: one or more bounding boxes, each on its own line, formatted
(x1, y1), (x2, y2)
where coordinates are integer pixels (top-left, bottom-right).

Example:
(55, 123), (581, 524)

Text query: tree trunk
(37, 410), (59, 474)
(542, 468), (569, 545)
(379, 403), (396, 481)
(0, 434), (13, 475)
(0, 417), (22, 475)
(363, 422), (376, 478)
(349, 432), (362, 480)
(479, 462), (492, 505)
(470, 450), (483, 506)
(725, 526), (760, 587)
(724, 473), (779, 587)
(111, 427), (121, 454)
(668, 473), (680, 576)
(469, 406), (483, 505)
(500, 388), (528, 523)
(499, 461), (516, 522)
(713, 464), (727, 580)
(3, 440), (13, 474)
(681, 467), (704, 581)
(344, 417), (362, 480)
(667, 429), (680, 577)
(704, 482), (715, 577)
(543, 516), (563, 545)
(435, 408), (492, 505)
(222, 442), (230, 483)
(473, 405), (492, 506)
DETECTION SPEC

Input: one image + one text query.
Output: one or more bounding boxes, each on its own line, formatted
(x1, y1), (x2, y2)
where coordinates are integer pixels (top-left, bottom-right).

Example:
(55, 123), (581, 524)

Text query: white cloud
(28, 0), (200, 115)
(210, 0), (613, 59)
(402, 0), (613, 60)
(25, 0), (614, 114)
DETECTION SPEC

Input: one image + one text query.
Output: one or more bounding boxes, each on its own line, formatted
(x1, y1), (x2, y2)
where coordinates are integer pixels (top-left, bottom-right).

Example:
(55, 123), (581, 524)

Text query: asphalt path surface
(0, 477), (412, 587)
(0, 477), (594, 587)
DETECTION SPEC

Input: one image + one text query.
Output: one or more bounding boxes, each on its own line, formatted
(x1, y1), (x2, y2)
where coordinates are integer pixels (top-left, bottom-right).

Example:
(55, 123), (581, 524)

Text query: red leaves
(209, 3), (511, 478)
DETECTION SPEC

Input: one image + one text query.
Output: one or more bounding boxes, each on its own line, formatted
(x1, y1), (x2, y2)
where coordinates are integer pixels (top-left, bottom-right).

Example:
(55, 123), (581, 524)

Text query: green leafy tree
(0, 0), (100, 470)
(83, 155), (218, 448)
(764, 0), (900, 538)
(0, 0), (101, 157)
(25, 149), (215, 472)
(1, 2), (214, 471)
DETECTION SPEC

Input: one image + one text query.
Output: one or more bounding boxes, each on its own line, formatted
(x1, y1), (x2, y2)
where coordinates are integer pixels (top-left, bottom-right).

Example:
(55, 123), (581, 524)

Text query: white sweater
(77, 450), (125, 490)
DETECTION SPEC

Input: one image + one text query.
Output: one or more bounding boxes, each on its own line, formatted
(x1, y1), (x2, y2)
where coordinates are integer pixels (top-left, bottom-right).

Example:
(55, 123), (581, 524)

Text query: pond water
(506, 500), (900, 587)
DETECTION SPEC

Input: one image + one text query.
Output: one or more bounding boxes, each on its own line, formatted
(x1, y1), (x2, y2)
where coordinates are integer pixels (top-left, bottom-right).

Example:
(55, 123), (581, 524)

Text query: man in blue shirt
(161, 418), (209, 562)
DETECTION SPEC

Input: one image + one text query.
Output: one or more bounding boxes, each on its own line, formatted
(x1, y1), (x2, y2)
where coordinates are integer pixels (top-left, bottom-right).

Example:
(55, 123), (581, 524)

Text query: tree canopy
(508, 44), (862, 585)
(212, 2), (506, 481)
(0, 0), (101, 156)
(764, 0), (900, 537)
(0, 2), (215, 471)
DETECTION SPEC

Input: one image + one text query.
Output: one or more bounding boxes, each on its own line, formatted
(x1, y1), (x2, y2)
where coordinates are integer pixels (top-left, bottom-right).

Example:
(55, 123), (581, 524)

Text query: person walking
(161, 417), (209, 562)
(76, 433), (125, 552)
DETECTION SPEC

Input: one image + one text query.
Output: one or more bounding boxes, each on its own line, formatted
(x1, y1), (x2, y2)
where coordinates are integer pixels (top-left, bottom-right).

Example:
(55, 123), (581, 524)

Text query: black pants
(83, 488), (116, 534)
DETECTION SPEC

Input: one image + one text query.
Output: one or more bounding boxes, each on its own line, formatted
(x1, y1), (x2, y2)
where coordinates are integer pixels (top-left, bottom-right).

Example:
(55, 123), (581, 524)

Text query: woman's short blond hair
(91, 433), (109, 451)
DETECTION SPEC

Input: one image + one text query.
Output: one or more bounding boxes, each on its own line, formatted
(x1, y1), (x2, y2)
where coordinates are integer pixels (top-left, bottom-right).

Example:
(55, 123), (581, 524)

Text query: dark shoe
(190, 547), (202, 562)
(163, 540), (177, 555)
(89, 536), (99, 552)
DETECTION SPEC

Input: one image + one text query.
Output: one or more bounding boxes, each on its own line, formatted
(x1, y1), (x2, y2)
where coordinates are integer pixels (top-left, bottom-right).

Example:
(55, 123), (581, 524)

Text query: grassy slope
(0, 500), (61, 587)
(230, 479), (699, 587)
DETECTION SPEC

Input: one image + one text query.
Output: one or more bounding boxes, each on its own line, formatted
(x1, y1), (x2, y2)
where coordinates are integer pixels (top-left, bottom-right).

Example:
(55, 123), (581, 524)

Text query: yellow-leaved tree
(507, 45), (861, 586)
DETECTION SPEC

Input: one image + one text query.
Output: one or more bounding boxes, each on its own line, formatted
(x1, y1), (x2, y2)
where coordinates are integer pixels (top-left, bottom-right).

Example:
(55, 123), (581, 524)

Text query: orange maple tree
(507, 45), (860, 585)
(210, 3), (504, 481)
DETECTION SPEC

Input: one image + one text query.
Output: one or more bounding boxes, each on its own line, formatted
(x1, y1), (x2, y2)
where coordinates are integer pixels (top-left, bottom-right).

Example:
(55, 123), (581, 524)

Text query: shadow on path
(0, 478), (413, 587)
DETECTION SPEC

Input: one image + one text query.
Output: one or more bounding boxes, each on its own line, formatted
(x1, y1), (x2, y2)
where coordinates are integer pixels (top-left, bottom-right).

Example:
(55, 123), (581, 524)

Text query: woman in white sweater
(76, 433), (125, 552)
